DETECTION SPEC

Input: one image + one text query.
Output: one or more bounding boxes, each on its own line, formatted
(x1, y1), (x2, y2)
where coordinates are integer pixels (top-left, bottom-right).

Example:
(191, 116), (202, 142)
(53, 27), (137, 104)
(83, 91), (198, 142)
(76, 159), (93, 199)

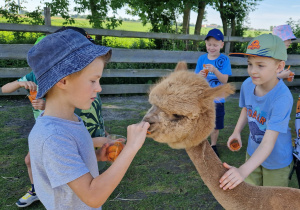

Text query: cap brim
(229, 53), (271, 58)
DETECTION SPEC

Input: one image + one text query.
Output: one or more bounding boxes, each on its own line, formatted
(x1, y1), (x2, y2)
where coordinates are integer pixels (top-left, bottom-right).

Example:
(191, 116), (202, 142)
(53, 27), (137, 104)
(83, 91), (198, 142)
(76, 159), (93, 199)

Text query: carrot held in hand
(28, 90), (37, 103)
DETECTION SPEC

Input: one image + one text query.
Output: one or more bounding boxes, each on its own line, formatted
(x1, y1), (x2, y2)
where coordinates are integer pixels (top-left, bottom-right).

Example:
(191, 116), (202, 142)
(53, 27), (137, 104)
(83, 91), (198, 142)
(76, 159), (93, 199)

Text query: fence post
(225, 28), (232, 55)
(44, 7), (51, 26)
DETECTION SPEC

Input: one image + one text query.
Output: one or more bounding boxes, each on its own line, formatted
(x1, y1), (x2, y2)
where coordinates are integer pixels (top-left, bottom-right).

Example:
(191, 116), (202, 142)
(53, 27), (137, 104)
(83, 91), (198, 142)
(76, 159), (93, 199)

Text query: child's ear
(55, 77), (67, 89)
(276, 61), (286, 73)
(221, 41), (224, 48)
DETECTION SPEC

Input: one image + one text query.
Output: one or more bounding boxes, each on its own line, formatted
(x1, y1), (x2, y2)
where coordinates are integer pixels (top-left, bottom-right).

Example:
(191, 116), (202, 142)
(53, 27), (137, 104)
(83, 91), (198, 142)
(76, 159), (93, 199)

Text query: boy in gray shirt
(27, 29), (149, 209)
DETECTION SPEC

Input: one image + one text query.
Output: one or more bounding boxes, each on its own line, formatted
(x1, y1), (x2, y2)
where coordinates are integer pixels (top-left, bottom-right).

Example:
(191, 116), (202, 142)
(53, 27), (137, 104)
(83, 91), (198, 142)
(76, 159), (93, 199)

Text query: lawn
(0, 90), (299, 209)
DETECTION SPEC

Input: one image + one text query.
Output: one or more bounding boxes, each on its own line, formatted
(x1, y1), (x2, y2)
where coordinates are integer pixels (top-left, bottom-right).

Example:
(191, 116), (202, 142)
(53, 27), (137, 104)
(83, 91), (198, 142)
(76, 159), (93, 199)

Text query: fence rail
(1, 22), (300, 96)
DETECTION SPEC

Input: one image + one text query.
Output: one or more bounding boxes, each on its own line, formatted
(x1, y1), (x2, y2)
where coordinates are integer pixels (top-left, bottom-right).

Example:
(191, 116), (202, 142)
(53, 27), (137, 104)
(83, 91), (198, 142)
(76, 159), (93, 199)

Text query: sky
(1, 0), (300, 30)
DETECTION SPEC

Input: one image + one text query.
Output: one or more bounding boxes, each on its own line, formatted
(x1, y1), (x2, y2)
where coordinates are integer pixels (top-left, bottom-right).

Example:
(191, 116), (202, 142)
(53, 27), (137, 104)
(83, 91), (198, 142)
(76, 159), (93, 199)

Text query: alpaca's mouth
(145, 123), (156, 135)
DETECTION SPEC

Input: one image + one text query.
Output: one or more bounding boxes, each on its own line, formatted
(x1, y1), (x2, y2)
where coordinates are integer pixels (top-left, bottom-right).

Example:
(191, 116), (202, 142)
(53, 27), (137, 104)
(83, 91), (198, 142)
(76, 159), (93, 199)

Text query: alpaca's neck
(185, 140), (248, 209)
(185, 139), (300, 210)
(185, 140), (227, 190)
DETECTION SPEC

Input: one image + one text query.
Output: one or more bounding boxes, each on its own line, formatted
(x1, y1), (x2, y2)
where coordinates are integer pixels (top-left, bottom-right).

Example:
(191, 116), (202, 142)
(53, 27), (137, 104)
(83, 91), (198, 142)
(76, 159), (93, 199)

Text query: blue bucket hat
(27, 29), (111, 99)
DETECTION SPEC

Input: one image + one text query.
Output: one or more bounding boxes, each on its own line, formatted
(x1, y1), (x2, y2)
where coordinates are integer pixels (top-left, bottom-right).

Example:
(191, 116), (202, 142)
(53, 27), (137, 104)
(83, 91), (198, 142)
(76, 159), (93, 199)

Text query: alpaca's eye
(172, 114), (184, 121)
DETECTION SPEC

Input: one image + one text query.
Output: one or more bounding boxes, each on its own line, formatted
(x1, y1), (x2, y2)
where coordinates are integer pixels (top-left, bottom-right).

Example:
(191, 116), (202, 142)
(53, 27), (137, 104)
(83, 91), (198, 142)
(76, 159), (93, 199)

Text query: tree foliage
(0, 0), (44, 25)
(46, 0), (123, 29)
(0, 0), (45, 39)
(211, 0), (262, 36)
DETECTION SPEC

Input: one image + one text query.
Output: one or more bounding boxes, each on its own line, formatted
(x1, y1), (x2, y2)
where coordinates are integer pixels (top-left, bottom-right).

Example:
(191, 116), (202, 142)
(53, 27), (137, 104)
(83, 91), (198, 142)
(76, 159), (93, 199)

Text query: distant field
(0, 16), (269, 47)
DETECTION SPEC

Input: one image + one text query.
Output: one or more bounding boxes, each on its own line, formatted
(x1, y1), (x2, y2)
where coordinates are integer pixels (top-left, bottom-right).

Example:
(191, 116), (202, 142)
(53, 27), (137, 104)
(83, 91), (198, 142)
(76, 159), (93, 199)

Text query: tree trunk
(215, 0), (228, 36)
(89, 0), (103, 43)
(182, 4), (191, 35)
(193, 1), (206, 50)
(182, 3), (191, 50)
(230, 17), (236, 52)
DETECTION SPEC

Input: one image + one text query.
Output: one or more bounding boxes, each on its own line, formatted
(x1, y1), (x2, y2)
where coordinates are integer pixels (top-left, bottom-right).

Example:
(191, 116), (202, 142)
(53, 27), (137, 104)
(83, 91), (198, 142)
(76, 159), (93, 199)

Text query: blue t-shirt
(29, 114), (101, 209)
(195, 53), (232, 103)
(240, 77), (293, 169)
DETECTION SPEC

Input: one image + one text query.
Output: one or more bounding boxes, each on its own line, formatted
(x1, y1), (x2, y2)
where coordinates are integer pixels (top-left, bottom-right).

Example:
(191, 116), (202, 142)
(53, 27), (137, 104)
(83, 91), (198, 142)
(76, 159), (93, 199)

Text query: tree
(46, 0), (124, 42)
(0, 0), (45, 40)
(211, 0), (262, 52)
(192, 0), (208, 50)
(212, 0), (262, 36)
(126, 0), (182, 49)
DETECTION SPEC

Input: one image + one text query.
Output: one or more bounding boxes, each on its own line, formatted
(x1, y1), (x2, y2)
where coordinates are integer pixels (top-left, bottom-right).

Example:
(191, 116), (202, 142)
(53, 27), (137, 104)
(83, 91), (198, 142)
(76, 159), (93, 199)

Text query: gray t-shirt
(29, 114), (101, 210)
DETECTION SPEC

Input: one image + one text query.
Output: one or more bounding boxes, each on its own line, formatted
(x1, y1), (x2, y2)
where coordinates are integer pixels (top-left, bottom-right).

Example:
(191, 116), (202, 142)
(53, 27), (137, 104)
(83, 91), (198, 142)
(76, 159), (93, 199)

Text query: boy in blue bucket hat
(27, 29), (149, 209)
(3, 27), (122, 208)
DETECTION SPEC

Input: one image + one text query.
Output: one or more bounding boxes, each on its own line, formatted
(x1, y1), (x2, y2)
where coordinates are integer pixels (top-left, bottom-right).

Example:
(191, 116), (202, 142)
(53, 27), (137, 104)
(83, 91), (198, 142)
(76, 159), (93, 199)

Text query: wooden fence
(1, 16), (300, 95)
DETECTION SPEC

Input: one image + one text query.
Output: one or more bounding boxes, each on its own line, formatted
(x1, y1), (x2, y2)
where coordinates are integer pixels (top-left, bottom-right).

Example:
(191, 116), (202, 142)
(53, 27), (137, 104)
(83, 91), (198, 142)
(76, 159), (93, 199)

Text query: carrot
(28, 90), (37, 103)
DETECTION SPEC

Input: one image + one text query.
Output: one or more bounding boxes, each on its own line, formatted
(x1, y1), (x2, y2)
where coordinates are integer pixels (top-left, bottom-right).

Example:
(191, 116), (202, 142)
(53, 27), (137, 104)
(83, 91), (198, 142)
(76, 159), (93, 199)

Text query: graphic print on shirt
(208, 56), (227, 87)
(246, 105), (267, 144)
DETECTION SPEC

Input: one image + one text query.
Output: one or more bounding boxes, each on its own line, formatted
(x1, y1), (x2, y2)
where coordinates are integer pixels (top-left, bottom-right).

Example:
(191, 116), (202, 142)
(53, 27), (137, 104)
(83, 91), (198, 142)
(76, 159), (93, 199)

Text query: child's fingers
(228, 178), (242, 190)
(219, 163), (233, 184)
(115, 138), (126, 143)
(222, 176), (240, 190)
(227, 139), (233, 149)
(223, 162), (232, 170)
(95, 143), (109, 161)
(142, 121), (150, 127)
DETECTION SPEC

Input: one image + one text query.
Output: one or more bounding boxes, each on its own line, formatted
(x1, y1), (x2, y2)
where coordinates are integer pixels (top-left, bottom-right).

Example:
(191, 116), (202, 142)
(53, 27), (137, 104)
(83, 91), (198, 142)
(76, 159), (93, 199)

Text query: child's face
(284, 39), (292, 49)
(205, 37), (224, 57)
(67, 57), (104, 110)
(247, 56), (282, 86)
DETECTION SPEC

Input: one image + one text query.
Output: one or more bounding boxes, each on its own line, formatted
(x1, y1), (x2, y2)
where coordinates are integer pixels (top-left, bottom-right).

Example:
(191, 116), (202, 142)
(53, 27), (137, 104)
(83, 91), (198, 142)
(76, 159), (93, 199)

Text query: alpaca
(143, 62), (300, 209)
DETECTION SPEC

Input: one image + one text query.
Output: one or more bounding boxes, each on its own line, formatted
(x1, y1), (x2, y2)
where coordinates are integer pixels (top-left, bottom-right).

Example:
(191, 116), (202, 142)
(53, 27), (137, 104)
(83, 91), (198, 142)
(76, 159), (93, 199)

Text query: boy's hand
(126, 121), (150, 151)
(199, 69), (208, 77)
(227, 133), (242, 151)
(203, 64), (217, 73)
(31, 99), (46, 110)
(95, 143), (110, 161)
(219, 163), (245, 190)
(108, 138), (126, 144)
(18, 81), (37, 91)
(278, 69), (292, 80)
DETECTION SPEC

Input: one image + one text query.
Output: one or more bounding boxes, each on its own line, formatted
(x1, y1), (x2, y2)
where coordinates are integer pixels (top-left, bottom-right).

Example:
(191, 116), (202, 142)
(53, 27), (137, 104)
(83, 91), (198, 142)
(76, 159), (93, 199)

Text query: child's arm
(1, 80), (37, 93)
(67, 121), (150, 208)
(220, 129), (278, 190)
(92, 137), (109, 148)
(277, 69), (294, 81)
(227, 107), (248, 150)
(204, 64), (228, 84)
(92, 136), (125, 148)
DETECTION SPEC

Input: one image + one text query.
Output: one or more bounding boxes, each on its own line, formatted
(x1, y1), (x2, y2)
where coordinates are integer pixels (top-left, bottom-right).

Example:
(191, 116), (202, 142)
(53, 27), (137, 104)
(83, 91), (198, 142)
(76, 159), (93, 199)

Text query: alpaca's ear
(203, 83), (235, 100)
(174, 61), (188, 72)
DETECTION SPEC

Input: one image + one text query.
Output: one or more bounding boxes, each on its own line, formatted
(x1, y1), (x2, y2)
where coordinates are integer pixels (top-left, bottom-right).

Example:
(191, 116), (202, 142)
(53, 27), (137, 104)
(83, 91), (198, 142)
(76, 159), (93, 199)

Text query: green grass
(0, 90), (299, 209)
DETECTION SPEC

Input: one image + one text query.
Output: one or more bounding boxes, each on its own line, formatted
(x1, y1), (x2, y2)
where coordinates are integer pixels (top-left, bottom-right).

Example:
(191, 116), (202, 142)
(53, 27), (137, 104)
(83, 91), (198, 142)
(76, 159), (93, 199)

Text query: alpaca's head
(143, 61), (235, 149)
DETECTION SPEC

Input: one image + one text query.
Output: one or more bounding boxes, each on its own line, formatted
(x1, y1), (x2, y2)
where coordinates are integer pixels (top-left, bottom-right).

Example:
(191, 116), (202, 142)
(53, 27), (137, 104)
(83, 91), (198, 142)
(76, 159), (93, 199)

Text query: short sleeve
(267, 95), (293, 133)
(195, 56), (204, 74)
(42, 134), (89, 188)
(18, 75), (29, 82)
(18, 72), (37, 83)
(223, 56), (232, 75)
(239, 82), (246, 108)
